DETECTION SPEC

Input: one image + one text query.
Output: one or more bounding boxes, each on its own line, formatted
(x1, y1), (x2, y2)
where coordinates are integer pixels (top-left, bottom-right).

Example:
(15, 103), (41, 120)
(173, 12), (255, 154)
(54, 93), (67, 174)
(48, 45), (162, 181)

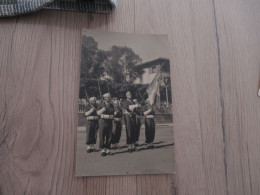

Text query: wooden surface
(0, 0), (260, 194)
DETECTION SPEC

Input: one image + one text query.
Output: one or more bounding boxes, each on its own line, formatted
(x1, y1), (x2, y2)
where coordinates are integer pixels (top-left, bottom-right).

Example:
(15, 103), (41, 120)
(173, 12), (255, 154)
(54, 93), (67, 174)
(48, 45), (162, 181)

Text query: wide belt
(86, 116), (99, 120)
(114, 117), (122, 122)
(101, 114), (114, 120)
(123, 111), (130, 114)
(145, 115), (154, 119)
(136, 115), (142, 119)
(123, 111), (134, 116)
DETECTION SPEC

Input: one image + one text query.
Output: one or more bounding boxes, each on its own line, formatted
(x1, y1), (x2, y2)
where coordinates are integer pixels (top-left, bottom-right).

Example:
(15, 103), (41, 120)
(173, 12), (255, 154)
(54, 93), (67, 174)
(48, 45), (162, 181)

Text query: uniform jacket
(98, 101), (114, 115)
(143, 104), (155, 115)
(122, 99), (135, 114)
(114, 107), (123, 118)
(85, 103), (98, 116)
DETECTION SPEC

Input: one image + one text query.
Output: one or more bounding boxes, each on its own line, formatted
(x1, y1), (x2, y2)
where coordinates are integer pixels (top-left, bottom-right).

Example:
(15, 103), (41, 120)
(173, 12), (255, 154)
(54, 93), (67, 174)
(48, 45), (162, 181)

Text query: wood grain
(0, 0), (260, 194)
(214, 0), (260, 194)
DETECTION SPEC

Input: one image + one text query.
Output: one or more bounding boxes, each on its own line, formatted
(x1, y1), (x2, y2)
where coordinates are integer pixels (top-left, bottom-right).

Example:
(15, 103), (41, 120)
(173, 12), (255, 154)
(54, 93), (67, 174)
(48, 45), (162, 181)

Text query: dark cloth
(114, 107), (123, 118)
(135, 117), (142, 142)
(145, 119), (155, 143)
(111, 107), (123, 144)
(98, 100), (114, 149)
(0, 0), (117, 17)
(143, 104), (155, 115)
(98, 101), (114, 115)
(111, 121), (122, 144)
(86, 120), (98, 144)
(85, 103), (98, 116)
(99, 119), (113, 149)
(143, 104), (156, 143)
(122, 99), (137, 144)
(135, 107), (143, 142)
(122, 99), (135, 114)
(85, 103), (98, 145)
(124, 114), (136, 144)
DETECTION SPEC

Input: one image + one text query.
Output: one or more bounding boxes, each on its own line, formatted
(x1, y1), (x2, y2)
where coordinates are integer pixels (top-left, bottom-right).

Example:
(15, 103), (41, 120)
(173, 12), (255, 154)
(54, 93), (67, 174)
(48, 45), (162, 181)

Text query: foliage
(80, 36), (143, 82)
(104, 45), (143, 83)
(79, 79), (148, 100)
(79, 35), (171, 104)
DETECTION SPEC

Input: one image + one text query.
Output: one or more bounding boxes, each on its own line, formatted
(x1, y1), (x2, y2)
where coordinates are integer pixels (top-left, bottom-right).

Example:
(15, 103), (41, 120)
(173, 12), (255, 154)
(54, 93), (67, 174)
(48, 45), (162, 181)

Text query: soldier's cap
(113, 100), (119, 104)
(126, 91), (131, 95)
(103, 93), (111, 98)
(89, 97), (96, 101)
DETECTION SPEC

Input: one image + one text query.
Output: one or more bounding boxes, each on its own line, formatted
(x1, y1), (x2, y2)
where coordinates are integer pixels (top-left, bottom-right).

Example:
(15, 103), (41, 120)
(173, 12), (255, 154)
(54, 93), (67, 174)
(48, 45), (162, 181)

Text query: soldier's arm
(129, 104), (141, 111)
(114, 109), (118, 115)
(97, 103), (106, 116)
(143, 107), (152, 116)
(84, 106), (95, 117)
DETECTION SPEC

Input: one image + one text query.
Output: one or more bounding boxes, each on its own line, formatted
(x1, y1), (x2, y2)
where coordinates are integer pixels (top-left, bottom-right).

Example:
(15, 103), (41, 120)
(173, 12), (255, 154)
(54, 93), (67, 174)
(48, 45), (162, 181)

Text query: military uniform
(85, 103), (99, 146)
(98, 100), (114, 150)
(122, 99), (137, 145)
(135, 106), (143, 143)
(143, 104), (156, 144)
(111, 106), (123, 145)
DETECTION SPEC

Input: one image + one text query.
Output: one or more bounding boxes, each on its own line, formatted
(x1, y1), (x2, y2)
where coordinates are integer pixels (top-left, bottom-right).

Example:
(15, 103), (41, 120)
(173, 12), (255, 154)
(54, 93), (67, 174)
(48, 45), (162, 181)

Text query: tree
(81, 36), (98, 78)
(105, 46), (143, 83)
(80, 36), (145, 100)
(80, 36), (107, 79)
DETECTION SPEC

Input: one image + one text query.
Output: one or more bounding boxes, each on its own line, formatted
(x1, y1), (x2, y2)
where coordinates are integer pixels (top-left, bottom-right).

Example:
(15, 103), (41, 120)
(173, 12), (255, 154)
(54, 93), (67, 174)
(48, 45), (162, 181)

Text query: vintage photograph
(76, 29), (175, 176)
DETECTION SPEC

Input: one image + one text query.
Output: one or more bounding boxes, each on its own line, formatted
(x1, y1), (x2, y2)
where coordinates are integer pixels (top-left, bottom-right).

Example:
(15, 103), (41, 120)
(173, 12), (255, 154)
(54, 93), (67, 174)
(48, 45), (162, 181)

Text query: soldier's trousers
(145, 118), (155, 144)
(124, 114), (136, 144)
(135, 118), (141, 142)
(86, 120), (99, 145)
(99, 119), (112, 149)
(111, 121), (122, 144)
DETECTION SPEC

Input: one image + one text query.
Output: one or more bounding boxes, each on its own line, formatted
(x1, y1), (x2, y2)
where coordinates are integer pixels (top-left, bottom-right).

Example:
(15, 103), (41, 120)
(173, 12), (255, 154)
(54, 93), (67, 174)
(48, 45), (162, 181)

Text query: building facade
(134, 58), (172, 111)
(133, 58), (170, 85)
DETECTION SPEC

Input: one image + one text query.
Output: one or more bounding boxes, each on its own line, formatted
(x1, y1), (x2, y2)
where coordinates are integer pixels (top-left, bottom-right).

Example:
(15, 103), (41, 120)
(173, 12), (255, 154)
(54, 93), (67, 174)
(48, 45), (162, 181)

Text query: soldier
(97, 93), (114, 156)
(143, 99), (156, 148)
(111, 100), (123, 149)
(84, 97), (99, 153)
(133, 99), (143, 147)
(122, 91), (141, 152)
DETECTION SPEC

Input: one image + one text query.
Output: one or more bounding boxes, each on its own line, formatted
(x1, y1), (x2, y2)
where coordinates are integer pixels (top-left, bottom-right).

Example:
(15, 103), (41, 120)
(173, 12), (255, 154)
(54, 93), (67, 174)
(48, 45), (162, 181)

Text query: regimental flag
(146, 72), (162, 105)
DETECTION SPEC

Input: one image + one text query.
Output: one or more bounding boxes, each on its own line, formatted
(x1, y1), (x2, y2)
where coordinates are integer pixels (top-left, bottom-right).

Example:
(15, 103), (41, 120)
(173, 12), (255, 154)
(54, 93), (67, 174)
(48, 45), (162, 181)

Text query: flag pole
(138, 89), (146, 103)
(97, 76), (102, 98)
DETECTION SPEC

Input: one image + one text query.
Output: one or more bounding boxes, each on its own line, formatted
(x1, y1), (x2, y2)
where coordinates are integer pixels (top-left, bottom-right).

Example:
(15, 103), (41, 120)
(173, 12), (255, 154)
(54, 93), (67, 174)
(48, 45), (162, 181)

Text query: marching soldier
(122, 91), (141, 152)
(97, 93), (114, 156)
(111, 100), (123, 149)
(84, 97), (99, 153)
(133, 99), (143, 146)
(143, 99), (156, 148)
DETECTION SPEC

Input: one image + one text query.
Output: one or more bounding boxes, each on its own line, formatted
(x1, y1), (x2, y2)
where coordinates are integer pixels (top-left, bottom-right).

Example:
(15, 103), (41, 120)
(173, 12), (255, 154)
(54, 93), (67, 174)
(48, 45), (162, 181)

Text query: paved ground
(76, 124), (175, 177)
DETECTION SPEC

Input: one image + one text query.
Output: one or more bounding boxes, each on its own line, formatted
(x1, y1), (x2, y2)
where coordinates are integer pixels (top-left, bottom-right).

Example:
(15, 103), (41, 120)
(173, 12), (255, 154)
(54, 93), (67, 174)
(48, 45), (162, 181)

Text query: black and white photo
(76, 29), (175, 176)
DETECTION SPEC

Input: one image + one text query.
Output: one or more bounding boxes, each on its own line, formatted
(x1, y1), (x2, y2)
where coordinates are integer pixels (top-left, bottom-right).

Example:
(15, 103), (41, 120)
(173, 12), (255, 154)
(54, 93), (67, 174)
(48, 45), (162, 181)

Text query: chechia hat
(103, 93), (111, 98)
(89, 97), (97, 102)
(0, 0), (117, 17)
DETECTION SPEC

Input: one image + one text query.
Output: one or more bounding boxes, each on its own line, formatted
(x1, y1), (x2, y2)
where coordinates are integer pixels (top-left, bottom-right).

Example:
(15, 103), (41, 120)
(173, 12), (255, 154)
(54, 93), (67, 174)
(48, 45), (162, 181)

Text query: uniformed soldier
(122, 91), (141, 152)
(84, 97), (99, 153)
(111, 100), (123, 149)
(97, 93), (114, 156)
(133, 99), (143, 146)
(143, 99), (156, 148)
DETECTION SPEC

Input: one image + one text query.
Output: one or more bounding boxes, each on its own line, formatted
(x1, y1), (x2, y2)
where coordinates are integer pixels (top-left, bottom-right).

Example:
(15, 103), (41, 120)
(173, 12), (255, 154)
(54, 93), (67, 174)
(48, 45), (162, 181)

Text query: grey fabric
(0, 0), (117, 17)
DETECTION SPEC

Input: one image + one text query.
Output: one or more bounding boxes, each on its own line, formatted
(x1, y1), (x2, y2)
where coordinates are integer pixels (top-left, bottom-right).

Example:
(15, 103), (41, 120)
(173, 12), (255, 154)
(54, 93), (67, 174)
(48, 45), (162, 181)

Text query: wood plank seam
(211, 0), (228, 194)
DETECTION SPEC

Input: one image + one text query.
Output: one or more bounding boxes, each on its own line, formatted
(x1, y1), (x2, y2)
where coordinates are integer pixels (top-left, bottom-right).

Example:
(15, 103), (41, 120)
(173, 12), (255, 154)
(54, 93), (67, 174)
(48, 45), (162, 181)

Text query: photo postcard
(76, 29), (175, 176)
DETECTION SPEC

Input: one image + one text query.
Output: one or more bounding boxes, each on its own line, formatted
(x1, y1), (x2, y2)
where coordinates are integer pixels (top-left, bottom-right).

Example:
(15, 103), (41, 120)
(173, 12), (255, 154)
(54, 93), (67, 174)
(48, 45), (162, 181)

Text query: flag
(146, 72), (161, 105)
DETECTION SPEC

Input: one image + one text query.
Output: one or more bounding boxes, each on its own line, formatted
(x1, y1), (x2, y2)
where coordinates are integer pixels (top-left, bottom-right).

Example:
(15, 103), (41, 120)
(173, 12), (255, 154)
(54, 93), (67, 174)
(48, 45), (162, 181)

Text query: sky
(82, 29), (170, 62)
